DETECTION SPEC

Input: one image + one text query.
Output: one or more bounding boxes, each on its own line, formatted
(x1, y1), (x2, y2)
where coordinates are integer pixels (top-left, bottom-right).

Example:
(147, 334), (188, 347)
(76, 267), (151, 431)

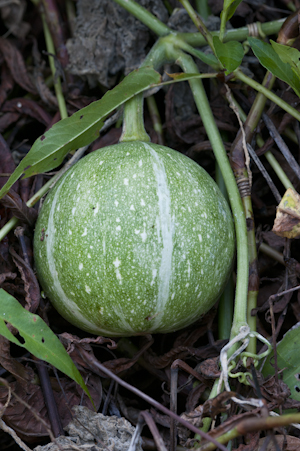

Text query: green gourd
(33, 140), (235, 337)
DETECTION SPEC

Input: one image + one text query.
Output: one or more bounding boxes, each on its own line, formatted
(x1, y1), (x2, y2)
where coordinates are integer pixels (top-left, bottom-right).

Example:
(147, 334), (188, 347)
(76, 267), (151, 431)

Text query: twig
(78, 349), (228, 451)
(263, 113), (300, 183)
(0, 419), (33, 451)
(247, 144), (281, 203)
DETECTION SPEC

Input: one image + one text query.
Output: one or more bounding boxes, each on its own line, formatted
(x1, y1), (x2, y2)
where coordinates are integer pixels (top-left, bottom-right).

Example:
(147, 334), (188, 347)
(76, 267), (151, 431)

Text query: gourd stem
(119, 94), (150, 143)
(120, 40), (168, 143)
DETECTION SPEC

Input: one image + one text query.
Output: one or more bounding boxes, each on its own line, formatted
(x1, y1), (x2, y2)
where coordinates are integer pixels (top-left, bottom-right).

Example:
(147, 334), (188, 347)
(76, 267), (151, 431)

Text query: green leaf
(221, 0), (243, 21)
(0, 66), (161, 200)
(183, 46), (220, 70)
(263, 322), (300, 402)
(0, 288), (92, 402)
(248, 37), (300, 97)
(213, 36), (244, 73)
(271, 40), (300, 80)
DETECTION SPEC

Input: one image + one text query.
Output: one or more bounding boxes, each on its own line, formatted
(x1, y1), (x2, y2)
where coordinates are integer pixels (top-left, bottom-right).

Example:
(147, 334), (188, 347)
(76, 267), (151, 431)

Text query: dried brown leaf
(273, 188), (300, 239)
(0, 335), (35, 383)
(258, 435), (300, 451)
(0, 37), (36, 94)
(0, 133), (18, 192)
(2, 98), (52, 126)
(10, 247), (40, 313)
(1, 190), (37, 226)
(0, 374), (102, 441)
(0, 271), (16, 285)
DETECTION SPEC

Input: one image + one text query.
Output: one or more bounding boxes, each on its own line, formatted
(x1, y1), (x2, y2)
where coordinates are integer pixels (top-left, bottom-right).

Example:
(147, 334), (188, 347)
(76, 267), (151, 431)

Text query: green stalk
(178, 0), (215, 50)
(0, 172), (62, 242)
(195, 0), (210, 19)
(120, 94), (150, 142)
(113, 0), (171, 36)
(163, 42), (248, 339)
(0, 147), (88, 241)
(234, 69), (300, 122)
(113, 0), (285, 45)
(227, 93), (294, 192)
(146, 95), (164, 145)
(31, 0), (67, 119)
(264, 151), (294, 190)
(216, 161), (233, 340)
(196, 412), (300, 451)
(40, 9), (68, 120)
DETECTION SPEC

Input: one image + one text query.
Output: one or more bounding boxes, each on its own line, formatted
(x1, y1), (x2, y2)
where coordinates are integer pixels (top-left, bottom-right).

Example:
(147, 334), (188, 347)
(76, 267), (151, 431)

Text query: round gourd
(34, 141), (235, 337)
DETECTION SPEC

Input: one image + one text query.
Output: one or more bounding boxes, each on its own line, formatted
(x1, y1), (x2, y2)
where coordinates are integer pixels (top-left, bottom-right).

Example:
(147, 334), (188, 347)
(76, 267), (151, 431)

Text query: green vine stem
(195, 0), (210, 20)
(196, 411), (300, 451)
(216, 162), (234, 341)
(178, 0), (215, 50)
(146, 95), (164, 145)
(0, 147), (88, 242)
(162, 39), (249, 340)
(234, 69), (300, 122)
(229, 71), (276, 354)
(113, 0), (284, 45)
(31, 0), (68, 120)
(227, 92), (294, 192)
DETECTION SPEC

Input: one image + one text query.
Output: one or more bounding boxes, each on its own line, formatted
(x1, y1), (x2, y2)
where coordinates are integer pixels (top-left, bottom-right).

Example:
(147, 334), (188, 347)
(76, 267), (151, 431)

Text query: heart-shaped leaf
(213, 36), (244, 73)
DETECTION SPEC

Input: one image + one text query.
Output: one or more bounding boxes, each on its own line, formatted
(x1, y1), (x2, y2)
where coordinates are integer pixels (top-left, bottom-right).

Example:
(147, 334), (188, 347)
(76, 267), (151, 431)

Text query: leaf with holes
(0, 288), (93, 403)
(0, 66), (161, 200)
(263, 322), (300, 401)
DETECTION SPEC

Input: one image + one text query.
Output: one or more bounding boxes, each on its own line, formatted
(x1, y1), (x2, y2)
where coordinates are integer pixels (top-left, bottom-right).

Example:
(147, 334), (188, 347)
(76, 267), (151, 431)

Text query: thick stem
(170, 48), (249, 336)
(234, 69), (300, 122)
(178, 0), (215, 50)
(113, 0), (285, 46)
(39, 4), (68, 120)
(119, 94), (150, 142)
(113, 0), (171, 36)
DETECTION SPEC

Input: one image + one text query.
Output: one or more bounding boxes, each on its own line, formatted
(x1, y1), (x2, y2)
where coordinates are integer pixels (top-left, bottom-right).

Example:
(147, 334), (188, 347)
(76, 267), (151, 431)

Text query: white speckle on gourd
(34, 141), (235, 336)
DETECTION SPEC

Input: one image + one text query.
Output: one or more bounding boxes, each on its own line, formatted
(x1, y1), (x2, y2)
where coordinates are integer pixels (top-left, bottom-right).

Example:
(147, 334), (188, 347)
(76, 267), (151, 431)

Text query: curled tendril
(218, 326), (272, 392)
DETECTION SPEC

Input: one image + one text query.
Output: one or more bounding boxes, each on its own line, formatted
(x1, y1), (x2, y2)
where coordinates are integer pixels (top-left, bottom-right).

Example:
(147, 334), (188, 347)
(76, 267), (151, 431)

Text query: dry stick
(247, 144), (281, 204)
(0, 377), (55, 451)
(0, 419), (33, 451)
(263, 113), (300, 184)
(170, 363), (178, 451)
(170, 359), (205, 451)
(14, 228), (64, 437)
(139, 411), (168, 451)
(34, 358), (65, 437)
(78, 349), (228, 451)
